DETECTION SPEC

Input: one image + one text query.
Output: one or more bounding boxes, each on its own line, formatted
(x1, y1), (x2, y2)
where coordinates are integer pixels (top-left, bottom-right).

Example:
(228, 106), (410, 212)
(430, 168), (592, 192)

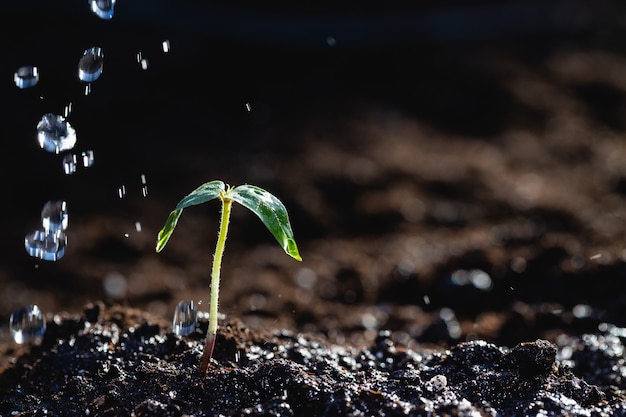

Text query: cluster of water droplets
(63, 150), (95, 175)
(9, 304), (46, 344)
(24, 200), (69, 261)
(11, 1), (177, 344)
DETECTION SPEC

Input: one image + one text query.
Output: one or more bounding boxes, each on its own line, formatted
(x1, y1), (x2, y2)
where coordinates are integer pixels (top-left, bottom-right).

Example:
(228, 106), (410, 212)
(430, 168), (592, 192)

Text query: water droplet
(81, 150), (95, 167)
(135, 222), (142, 232)
(62, 153), (77, 175)
(78, 47), (104, 82)
(245, 102), (252, 112)
(25, 229), (67, 261)
(14, 66), (39, 89)
(117, 185), (126, 198)
(64, 102), (73, 118)
(90, 0), (116, 20)
(326, 36), (337, 46)
(41, 200), (68, 234)
(10, 305), (46, 344)
(140, 59), (149, 70)
(162, 40), (170, 53)
(37, 113), (77, 154)
(140, 174), (148, 196)
(84, 84), (92, 96)
(173, 300), (197, 336)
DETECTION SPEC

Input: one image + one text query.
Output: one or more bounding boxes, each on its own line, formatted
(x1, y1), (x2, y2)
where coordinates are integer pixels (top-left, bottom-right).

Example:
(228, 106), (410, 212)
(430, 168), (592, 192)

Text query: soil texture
(2, 303), (626, 416)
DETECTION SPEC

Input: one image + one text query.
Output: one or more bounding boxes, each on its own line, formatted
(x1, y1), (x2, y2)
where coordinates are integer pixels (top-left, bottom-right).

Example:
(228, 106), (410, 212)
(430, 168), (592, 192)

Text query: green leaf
(155, 180), (226, 252)
(156, 209), (183, 252)
(175, 180), (225, 210)
(228, 184), (302, 261)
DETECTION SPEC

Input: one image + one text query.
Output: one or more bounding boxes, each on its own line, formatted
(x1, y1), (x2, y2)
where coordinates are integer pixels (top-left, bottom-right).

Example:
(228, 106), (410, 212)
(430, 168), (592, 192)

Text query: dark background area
(1, 0), (626, 351)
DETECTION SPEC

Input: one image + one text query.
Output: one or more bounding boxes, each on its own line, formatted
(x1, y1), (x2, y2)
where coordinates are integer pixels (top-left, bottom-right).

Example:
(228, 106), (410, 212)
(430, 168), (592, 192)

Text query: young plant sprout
(156, 180), (301, 374)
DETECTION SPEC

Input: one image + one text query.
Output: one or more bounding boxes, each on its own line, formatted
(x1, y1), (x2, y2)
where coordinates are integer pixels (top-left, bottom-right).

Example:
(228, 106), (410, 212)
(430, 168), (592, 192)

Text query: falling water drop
(62, 153), (77, 175)
(63, 102), (73, 118)
(14, 66), (39, 89)
(140, 174), (148, 196)
(117, 185), (126, 198)
(81, 150), (95, 168)
(78, 47), (104, 82)
(25, 229), (67, 261)
(37, 113), (77, 154)
(162, 40), (170, 53)
(10, 305), (46, 344)
(41, 200), (68, 234)
(173, 300), (197, 336)
(90, 0), (116, 20)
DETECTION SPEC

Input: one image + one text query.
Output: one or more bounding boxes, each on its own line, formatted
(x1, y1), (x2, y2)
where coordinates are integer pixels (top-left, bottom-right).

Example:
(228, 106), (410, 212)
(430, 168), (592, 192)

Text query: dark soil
(2, 303), (626, 416)
(3, 1), (626, 415)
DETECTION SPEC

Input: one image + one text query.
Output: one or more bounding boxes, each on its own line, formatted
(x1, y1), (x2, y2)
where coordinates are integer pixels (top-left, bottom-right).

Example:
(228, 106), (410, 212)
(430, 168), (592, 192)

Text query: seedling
(156, 180), (301, 374)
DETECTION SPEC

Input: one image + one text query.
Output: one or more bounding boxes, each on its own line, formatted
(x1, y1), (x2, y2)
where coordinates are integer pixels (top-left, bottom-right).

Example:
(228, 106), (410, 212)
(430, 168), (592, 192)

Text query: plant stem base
(199, 332), (216, 374)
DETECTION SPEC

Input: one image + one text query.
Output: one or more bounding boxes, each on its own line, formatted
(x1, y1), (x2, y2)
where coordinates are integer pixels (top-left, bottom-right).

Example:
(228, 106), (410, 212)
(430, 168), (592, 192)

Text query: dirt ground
(2, 1), (626, 415)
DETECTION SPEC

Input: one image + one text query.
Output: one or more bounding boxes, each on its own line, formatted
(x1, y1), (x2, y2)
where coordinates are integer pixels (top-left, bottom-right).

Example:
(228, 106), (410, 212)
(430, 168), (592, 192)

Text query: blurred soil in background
(1, 0), (626, 364)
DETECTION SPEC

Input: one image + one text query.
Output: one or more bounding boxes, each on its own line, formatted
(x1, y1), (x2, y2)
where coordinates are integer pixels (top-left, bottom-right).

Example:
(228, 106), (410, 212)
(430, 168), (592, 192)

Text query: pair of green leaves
(156, 180), (301, 261)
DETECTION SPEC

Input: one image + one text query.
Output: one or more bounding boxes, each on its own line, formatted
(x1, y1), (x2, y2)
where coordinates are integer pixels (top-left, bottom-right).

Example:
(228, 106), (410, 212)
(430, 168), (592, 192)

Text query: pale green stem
(209, 196), (232, 334)
(199, 196), (233, 374)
